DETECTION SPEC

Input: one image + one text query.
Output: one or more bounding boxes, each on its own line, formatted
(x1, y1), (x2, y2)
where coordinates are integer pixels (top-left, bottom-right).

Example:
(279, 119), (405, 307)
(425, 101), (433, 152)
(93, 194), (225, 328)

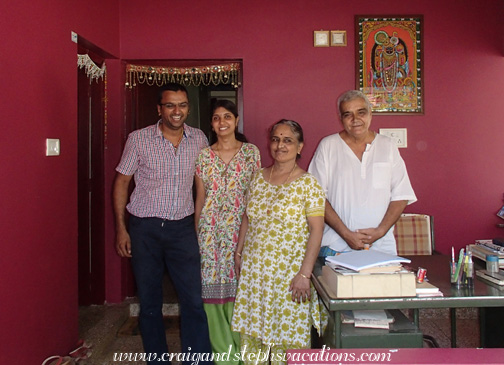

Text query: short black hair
(158, 83), (189, 104)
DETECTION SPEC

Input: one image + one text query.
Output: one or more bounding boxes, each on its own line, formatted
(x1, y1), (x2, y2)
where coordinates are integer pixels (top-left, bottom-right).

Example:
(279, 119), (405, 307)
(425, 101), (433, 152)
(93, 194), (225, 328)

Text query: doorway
(127, 77), (241, 140)
(77, 47), (106, 305)
(124, 59), (242, 302)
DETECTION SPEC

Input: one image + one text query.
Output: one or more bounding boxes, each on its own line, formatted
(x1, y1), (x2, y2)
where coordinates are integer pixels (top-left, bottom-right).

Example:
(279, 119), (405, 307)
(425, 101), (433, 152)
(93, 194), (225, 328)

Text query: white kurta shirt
(308, 133), (417, 255)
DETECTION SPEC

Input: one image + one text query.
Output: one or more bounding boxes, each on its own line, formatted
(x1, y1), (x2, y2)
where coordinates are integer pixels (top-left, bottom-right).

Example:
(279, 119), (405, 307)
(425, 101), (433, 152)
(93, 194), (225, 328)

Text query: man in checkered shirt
(113, 83), (212, 364)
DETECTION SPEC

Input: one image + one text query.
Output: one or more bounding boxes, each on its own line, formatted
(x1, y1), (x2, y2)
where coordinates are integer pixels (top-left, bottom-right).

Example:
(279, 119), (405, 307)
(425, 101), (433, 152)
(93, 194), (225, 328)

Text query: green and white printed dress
(231, 169), (326, 349)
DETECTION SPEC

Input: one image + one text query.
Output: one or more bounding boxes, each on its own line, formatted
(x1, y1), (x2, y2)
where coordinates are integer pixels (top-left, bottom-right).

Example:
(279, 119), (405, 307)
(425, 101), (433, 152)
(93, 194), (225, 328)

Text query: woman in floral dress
(195, 99), (261, 362)
(231, 120), (325, 364)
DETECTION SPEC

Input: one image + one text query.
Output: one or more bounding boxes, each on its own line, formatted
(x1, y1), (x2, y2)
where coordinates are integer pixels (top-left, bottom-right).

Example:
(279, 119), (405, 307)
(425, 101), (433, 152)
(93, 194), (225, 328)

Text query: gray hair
(337, 90), (372, 118)
(269, 119), (304, 144)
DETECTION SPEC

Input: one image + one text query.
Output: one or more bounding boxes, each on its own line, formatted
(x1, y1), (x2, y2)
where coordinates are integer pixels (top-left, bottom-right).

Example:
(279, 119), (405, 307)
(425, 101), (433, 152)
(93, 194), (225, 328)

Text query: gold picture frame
(330, 30), (347, 46)
(356, 15), (424, 114)
(313, 31), (330, 47)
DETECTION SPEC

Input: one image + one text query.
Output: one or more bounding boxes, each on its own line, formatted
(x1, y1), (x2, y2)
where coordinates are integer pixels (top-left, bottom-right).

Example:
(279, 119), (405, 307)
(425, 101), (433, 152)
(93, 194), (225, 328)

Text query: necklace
(266, 163), (297, 216)
(268, 162), (297, 185)
(172, 130), (184, 150)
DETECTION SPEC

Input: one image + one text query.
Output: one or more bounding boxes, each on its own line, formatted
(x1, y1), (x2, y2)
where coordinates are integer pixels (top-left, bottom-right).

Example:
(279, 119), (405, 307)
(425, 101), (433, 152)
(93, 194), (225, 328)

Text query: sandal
(41, 356), (76, 365)
(69, 340), (92, 360)
(42, 340), (92, 365)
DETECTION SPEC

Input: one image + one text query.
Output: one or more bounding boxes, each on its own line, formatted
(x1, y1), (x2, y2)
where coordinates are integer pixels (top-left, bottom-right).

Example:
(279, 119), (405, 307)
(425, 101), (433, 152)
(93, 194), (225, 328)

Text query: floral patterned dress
(231, 170), (326, 348)
(196, 143), (261, 303)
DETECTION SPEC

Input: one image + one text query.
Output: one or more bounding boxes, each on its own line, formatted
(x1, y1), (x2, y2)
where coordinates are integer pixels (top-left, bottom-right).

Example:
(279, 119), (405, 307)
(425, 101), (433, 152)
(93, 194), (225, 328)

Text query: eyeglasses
(159, 102), (189, 109)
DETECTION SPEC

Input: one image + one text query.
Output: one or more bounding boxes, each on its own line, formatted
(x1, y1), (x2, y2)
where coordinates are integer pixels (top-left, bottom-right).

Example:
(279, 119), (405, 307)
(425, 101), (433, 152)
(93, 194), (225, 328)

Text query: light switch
(46, 139), (60, 156)
(379, 128), (407, 148)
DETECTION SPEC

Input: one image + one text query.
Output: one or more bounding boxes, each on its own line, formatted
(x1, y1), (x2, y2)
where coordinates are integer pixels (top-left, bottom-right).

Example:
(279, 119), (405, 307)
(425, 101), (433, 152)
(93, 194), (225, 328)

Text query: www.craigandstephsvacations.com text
(113, 345), (393, 363)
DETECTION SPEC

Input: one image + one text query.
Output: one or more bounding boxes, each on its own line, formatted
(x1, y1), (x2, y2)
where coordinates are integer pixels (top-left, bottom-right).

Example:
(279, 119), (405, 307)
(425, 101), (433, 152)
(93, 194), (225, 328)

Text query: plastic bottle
(486, 255), (499, 273)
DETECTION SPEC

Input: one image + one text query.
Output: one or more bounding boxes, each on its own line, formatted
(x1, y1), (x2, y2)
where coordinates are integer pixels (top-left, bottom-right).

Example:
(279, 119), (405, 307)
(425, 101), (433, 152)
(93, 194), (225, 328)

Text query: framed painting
(314, 30), (330, 47)
(330, 31), (347, 46)
(356, 15), (424, 114)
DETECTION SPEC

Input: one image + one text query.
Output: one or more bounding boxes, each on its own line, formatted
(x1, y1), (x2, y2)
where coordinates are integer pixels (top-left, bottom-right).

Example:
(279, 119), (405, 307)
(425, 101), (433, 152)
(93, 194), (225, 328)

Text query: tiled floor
(77, 300), (480, 364)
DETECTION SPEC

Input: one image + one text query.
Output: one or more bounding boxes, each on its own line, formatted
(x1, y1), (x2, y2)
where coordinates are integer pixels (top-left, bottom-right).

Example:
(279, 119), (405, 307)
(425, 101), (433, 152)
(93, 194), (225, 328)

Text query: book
(320, 265), (416, 298)
(359, 264), (404, 274)
(325, 250), (411, 272)
(471, 243), (504, 257)
(341, 310), (395, 329)
(497, 205), (504, 220)
(416, 291), (444, 298)
(476, 269), (504, 286)
(493, 238), (504, 248)
(480, 241), (504, 253)
(416, 281), (441, 293)
(474, 239), (504, 253)
(416, 281), (443, 297)
(326, 261), (403, 274)
(341, 310), (394, 323)
(470, 244), (504, 269)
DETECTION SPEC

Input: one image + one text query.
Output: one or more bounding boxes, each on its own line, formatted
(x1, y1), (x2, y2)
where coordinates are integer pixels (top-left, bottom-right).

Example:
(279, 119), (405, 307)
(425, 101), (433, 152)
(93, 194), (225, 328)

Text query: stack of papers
(327, 261), (403, 275)
(325, 250), (411, 272)
(476, 269), (504, 286)
(416, 281), (443, 297)
(341, 310), (394, 329)
(471, 242), (504, 269)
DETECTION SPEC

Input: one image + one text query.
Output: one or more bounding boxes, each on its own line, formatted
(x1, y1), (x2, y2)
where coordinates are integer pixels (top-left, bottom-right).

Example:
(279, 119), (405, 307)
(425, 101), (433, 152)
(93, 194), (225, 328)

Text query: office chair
(394, 213), (439, 347)
(394, 213), (434, 256)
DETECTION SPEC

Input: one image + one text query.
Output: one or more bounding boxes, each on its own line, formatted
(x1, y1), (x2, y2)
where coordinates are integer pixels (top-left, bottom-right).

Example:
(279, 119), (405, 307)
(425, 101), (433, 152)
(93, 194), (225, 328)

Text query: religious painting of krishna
(356, 16), (424, 114)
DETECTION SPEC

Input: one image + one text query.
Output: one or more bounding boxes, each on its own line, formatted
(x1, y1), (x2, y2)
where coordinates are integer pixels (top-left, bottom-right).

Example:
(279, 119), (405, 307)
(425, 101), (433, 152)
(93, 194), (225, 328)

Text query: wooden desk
(312, 255), (504, 348)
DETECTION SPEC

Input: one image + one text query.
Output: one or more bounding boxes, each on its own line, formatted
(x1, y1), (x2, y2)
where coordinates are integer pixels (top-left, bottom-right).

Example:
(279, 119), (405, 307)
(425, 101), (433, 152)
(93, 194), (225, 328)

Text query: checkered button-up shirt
(116, 121), (208, 220)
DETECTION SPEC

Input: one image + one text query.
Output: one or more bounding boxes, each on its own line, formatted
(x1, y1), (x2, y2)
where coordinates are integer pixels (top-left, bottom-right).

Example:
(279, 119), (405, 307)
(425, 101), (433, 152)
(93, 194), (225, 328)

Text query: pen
(466, 247), (474, 287)
(461, 251), (468, 285)
(451, 246), (457, 281)
(453, 248), (465, 283)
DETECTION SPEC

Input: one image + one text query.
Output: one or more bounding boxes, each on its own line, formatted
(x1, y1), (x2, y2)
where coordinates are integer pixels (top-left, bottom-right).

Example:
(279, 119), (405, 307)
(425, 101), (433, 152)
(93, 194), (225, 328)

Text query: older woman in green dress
(231, 119), (325, 364)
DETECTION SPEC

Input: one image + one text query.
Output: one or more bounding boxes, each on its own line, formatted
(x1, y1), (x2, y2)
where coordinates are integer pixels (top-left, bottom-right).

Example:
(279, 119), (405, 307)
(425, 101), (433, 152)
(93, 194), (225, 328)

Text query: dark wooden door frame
(77, 47), (106, 305)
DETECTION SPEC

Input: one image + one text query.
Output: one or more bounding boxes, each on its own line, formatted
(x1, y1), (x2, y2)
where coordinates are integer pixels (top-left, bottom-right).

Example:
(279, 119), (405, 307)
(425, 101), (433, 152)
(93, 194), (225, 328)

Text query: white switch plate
(71, 31), (78, 43)
(46, 139), (60, 156)
(379, 128), (407, 148)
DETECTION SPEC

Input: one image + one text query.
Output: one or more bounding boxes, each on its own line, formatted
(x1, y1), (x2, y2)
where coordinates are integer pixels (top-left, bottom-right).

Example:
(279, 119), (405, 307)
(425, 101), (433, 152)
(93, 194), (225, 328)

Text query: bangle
(299, 273), (310, 280)
(236, 252), (242, 257)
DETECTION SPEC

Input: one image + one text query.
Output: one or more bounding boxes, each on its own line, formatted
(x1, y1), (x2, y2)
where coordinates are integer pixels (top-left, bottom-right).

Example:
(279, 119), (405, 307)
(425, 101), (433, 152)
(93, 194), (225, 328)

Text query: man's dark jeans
(129, 215), (212, 364)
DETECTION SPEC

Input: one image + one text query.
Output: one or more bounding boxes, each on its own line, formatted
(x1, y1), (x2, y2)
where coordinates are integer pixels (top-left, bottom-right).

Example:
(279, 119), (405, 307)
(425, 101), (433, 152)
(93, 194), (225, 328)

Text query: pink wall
(0, 0), (119, 363)
(119, 0), (504, 254)
(0, 0), (503, 363)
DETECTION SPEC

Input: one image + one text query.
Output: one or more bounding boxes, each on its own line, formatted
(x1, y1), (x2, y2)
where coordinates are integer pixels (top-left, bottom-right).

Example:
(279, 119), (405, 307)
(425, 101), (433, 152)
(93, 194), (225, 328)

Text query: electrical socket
(46, 139), (60, 156)
(379, 128), (407, 148)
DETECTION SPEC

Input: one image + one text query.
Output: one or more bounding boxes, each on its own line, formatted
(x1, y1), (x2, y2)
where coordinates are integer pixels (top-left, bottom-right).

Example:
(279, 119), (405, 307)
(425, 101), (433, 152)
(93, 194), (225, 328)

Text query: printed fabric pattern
(231, 171), (326, 348)
(196, 143), (261, 303)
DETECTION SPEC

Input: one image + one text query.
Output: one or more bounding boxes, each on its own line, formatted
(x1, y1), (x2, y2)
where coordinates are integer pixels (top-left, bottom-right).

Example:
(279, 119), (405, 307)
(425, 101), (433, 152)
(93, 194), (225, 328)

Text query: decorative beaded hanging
(77, 54), (107, 84)
(125, 62), (241, 89)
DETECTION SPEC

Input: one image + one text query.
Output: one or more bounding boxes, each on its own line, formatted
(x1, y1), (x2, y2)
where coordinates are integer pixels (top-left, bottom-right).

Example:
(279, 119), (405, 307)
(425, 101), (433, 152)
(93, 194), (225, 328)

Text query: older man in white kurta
(308, 90), (416, 255)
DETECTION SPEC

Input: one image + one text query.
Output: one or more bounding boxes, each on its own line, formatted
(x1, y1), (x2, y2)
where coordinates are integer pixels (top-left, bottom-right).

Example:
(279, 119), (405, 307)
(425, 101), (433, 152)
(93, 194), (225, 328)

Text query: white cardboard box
(320, 266), (416, 299)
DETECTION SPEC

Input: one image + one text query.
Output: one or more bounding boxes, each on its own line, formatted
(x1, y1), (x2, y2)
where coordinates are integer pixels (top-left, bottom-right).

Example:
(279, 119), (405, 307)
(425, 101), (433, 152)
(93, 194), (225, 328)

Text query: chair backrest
(394, 213), (434, 255)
